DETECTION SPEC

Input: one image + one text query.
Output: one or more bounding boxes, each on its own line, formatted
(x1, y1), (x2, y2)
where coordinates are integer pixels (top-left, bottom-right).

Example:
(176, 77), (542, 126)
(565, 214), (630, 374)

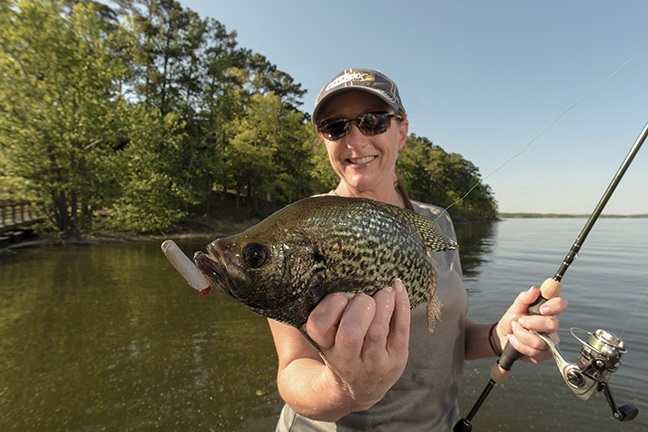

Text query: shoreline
(0, 215), (262, 252)
(4, 211), (646, 252)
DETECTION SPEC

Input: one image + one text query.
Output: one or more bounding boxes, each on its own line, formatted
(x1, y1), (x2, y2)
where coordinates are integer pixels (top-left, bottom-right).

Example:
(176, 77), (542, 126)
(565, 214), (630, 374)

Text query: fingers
(506, 330), (553, 363)
(498, 286), (568, 363)
(363, 286), (395, 346)
(307, 292), (352, 350)
(518, 314), (560, 334)
(334, 293), (377, 361)
(387, 279), (410, 355)
(512, 286), (541, 314)
(506, 286), (567, 316)
(307, 290), (387, 361)
(305, 281), (411, 372)
(302, 282), (411, 410)
(362, 279), (411, 363)
(498, 287), (539, 335)
(507, 323), (562, 363)
(538, 296), (569, 316)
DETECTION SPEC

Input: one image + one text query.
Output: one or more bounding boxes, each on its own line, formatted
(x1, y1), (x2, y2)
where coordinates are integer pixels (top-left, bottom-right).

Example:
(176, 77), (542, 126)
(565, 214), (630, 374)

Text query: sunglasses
(317, 112), (403, 141)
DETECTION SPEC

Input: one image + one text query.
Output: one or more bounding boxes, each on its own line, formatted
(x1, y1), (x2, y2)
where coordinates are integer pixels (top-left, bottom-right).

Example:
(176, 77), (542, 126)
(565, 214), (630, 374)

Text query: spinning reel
(455, 122), (648, 432)
(536, 327), (638, 421)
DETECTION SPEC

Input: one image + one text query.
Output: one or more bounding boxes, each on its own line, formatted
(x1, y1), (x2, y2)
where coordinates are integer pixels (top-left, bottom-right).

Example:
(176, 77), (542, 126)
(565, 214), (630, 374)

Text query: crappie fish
(193, 195), (457, 333)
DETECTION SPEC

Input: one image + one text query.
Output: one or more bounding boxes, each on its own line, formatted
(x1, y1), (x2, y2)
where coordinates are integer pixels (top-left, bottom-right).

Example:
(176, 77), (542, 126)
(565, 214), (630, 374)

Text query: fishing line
(434, 42), (648, 222)
(620, 282), (648, 338)
(455, 115), (648, 432)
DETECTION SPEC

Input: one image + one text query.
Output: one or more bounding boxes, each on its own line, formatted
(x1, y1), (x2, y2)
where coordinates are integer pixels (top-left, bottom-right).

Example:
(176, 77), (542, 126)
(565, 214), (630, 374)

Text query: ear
(397, 118), (409, 149)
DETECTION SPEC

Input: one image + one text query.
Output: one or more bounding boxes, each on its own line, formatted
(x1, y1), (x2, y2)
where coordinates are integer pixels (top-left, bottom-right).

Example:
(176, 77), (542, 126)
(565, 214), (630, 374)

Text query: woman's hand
(305, 279), (411, 412)
(494, 286), (568, 363)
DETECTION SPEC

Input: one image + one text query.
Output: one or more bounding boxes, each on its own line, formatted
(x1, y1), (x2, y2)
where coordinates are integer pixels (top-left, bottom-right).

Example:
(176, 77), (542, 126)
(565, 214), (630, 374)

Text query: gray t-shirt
(275, 200), (468, 431)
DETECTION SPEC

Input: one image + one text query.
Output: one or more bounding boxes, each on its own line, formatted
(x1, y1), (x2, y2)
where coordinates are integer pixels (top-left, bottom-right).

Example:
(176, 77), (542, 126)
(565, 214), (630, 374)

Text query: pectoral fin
(426, 296), (443, 332)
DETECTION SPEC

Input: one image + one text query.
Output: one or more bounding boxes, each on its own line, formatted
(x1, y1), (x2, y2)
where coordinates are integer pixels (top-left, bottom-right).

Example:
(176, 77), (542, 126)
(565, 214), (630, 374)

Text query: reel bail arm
(536, 328), (638, 422)
(454, 120), (647, 431)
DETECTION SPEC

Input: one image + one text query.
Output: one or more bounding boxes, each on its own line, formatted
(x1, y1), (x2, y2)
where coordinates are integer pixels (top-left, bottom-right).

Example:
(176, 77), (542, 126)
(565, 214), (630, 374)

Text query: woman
(269, 68), (567, 431)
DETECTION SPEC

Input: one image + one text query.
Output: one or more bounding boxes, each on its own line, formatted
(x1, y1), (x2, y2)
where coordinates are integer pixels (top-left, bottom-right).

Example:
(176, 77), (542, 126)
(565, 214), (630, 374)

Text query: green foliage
(308, 131), (340, 194)
(107, 108), (191, 232)
(225, 92), (312, 211)
(398, 135), (498, 221)
(0, 0), (130, 236)
(0, 0), (498, 237)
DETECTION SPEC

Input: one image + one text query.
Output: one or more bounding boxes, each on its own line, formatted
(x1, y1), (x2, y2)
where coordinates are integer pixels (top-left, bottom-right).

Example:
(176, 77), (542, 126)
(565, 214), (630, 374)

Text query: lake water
(1, 218), (647, 431)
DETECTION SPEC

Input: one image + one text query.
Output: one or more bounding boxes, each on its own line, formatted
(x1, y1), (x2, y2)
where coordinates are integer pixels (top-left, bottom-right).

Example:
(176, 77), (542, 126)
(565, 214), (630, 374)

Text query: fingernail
(517, 317), (525, 326)
(393, 279), (404, 293)
(345, 292), (356, 299)
(540, 305), (551, 315)
(382, 285), (394, 293)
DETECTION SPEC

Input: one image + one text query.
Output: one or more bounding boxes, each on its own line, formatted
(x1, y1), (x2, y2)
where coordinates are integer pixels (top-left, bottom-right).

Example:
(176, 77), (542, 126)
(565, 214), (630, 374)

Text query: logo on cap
(325, 72), (375, 91)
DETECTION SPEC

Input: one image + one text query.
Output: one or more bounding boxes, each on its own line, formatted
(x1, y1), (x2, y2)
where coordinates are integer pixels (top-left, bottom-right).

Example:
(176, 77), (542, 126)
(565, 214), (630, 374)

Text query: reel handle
(601, 381), (639, 422)
(490, 278), (563, 382)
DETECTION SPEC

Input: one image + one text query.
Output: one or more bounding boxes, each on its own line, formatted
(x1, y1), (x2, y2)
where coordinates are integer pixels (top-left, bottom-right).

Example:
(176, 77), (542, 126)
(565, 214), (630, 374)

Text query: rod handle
(536, 277), (562, 304)
(490, 278), (562, 382)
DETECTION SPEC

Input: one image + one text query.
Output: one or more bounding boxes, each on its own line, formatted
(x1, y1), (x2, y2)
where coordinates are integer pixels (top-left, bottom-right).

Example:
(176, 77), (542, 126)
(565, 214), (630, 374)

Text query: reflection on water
(454, 221), (498, 280)
(0, 241), (280, 431)
(458, 218), (648, 432)
(1, 219), (647, 431)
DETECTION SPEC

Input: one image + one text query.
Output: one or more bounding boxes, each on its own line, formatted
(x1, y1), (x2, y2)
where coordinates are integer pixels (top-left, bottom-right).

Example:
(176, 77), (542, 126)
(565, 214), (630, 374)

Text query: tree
(0, 0), (130, 237)
(114, 0), (218, 215)
(114, 1), (306, 216)
(398, 134), (498, 221)
(0, 0), (498, 238)
(107, 107), (190, 232)
(114, 0), (205, 116)
(225, 92), (312, 214)
(308, 130), (340, 194)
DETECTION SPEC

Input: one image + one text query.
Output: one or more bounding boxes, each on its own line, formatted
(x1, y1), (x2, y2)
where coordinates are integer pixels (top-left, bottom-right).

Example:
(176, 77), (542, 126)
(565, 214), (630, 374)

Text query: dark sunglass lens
(320, 119), (349, 140)
(320, 113), (397, 140)
(358, 113), (389, 135)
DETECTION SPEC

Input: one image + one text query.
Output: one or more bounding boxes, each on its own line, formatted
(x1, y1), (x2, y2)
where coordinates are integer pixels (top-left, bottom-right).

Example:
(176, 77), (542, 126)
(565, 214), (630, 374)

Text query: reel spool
(536, 328), (638, 421)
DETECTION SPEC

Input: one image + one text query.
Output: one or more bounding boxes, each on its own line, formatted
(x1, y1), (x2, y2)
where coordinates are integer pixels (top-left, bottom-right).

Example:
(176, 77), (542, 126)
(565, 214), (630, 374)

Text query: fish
(193, 195), (458, 336)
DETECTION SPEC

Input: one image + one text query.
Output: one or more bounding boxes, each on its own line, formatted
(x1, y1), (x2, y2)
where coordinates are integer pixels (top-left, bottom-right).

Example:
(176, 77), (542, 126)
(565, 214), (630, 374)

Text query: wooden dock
(0, 201), (44, 248)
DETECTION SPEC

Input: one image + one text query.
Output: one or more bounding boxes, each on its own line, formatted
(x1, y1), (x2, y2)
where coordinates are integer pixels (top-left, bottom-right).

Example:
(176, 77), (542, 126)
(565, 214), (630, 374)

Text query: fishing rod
(454, 120), (648, 432)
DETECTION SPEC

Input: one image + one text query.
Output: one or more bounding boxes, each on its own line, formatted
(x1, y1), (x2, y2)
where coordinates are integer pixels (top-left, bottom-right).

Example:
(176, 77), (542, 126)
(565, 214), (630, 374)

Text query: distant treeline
(499, 213), (648, 218)
(0, 0), (497, 237)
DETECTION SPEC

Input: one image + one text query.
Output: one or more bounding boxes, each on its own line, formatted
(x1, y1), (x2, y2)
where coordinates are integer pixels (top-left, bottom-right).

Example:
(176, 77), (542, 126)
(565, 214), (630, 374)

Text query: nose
(343, 122), (370, 149)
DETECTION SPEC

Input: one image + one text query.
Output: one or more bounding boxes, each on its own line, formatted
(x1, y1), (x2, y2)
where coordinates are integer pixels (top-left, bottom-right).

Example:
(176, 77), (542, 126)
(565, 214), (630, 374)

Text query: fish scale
(194, 195), (458, 333)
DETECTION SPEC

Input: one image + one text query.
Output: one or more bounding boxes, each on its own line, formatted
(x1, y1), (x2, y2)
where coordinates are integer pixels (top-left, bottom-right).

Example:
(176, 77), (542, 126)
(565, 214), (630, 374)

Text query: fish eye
(242, 243), (268, 268)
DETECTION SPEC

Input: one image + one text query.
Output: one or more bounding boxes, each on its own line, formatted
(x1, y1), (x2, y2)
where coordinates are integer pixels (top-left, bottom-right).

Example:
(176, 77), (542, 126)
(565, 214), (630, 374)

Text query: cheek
(326, 143), (344, 168)
(324, 142), (335, 159)
(378, 133), (401, 162)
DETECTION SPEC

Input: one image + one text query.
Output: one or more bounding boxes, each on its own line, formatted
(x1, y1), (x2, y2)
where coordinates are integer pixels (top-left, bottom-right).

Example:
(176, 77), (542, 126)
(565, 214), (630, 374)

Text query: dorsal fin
(396, 209), (458, 252)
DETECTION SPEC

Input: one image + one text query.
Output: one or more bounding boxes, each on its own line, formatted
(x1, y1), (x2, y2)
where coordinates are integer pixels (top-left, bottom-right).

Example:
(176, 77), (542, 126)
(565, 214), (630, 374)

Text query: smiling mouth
(348, 155), (377, 165)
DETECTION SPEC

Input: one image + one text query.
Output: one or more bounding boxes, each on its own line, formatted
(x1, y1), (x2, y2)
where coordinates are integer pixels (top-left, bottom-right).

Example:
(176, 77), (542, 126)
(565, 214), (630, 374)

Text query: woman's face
(318, 91), (409, 198)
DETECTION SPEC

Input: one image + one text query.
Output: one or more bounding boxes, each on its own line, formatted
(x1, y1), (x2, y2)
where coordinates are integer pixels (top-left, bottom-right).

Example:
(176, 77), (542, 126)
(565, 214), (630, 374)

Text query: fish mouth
(194, 245), (293, 315)
(193, 249), (234, 295)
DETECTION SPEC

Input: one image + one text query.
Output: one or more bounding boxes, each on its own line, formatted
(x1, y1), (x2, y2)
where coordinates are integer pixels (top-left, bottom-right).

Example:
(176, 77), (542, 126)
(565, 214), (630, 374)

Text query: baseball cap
(312, 68), (406, 125)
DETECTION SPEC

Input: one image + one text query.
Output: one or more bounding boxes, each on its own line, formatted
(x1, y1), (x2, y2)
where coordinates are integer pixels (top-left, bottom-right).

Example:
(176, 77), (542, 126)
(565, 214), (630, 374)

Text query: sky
(179, 0), (648, 215)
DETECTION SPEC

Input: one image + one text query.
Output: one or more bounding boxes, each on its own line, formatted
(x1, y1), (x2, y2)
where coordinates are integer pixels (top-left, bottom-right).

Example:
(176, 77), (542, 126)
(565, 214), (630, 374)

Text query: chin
(345, 177), (377, 192)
